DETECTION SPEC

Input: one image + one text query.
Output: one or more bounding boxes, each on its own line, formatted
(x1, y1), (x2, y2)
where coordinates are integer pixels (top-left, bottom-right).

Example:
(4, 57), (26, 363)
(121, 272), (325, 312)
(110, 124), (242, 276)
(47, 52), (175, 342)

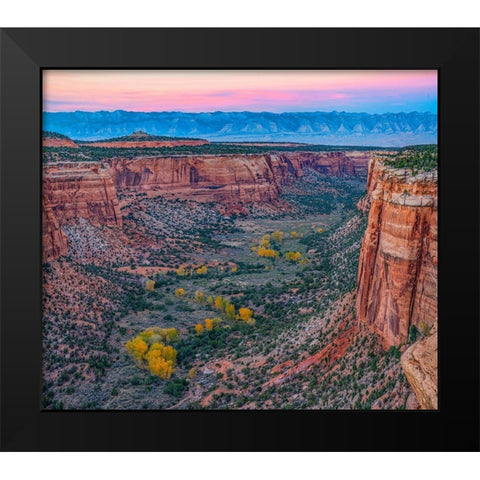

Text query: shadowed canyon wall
(42, 196), (68, 263)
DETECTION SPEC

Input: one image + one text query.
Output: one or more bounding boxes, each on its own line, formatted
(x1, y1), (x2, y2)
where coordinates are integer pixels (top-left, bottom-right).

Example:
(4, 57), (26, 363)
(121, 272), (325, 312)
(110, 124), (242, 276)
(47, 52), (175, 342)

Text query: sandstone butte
(355, 155), (437, 409)
(356, 156), (437, 347)
(43, 137), (79, 148)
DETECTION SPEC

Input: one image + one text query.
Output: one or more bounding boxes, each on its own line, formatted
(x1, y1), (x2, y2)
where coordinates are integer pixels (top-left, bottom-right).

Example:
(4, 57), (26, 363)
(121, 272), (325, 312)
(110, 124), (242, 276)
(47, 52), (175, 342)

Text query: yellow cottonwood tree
(225, 303), (236, 320)
(195, 323), (204, 334)
(145, 279), (155, 291)
(238, 307), (253, 322)
(126, 337), (149, 362)
(175, 288), (186, 297)
(205, 318), (214, 331)
(195, 290), (205, 303)
(126, 329), (178, 379)
(258, 247), (276, 258)
(176, 266), (185, 276)
(285, 251), (302, 262)
(271, 230), (283, 243)
(215, 296), (225, 311)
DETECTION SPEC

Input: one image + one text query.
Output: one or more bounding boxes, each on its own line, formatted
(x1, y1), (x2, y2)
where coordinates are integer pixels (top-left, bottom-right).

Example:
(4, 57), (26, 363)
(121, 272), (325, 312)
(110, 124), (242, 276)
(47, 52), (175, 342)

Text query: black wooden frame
(1, 28), (479, 451)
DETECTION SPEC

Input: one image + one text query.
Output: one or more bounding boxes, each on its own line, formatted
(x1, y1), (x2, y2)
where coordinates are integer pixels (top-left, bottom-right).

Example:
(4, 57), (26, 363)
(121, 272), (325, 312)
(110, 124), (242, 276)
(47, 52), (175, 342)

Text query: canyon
(42, 143), (437, 410)
(42, 150), (371, 260)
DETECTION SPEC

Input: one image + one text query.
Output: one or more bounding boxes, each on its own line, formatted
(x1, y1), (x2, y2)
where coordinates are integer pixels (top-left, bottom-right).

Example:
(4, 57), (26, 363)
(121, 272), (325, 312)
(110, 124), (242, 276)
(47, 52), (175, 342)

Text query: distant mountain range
(43, 111), (437, 147)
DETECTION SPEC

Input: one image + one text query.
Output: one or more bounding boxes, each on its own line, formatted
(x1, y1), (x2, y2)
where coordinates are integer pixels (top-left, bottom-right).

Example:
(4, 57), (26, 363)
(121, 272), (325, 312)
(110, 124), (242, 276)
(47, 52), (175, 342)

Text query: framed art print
(1, 28), (479, 451)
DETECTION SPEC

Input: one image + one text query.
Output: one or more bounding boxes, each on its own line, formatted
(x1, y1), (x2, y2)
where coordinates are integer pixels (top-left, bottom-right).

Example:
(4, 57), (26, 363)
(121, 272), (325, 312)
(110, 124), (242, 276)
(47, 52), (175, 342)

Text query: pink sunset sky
(43, 70), (437, 114)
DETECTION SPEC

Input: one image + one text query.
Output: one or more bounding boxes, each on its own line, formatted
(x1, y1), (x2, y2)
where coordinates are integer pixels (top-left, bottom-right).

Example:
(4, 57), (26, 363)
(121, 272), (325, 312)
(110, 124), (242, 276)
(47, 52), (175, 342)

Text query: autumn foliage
(258, 247), (278, 258)
(126, 327), (179, 379)
(237, 307), (253, 321)
(285, 251), (302, 262)
(271, 230), (283, 243)
(145, 279), (155, 291)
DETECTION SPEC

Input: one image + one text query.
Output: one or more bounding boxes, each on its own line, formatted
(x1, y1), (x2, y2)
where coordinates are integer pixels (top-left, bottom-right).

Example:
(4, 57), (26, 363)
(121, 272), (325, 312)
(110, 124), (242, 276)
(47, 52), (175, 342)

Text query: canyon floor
(43, 164), (414, 410)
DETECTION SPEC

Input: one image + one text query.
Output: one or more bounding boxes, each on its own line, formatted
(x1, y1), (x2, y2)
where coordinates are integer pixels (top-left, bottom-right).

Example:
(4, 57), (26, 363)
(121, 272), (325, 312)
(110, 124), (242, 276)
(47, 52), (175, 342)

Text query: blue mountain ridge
(43, 110), (437, 147)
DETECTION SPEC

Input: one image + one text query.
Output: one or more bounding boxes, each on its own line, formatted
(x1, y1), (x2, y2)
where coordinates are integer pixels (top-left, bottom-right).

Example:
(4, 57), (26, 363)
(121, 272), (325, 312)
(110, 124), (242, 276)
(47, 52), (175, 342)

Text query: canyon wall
(356, 157), (437, 348)
(42, 151), (371, 261)
(104, 154), (282, 204)
(42, 196), (68, 263)
(401, 324), (438, 409)
(43, 162), (123, 228)
(104, 151), (370, 204)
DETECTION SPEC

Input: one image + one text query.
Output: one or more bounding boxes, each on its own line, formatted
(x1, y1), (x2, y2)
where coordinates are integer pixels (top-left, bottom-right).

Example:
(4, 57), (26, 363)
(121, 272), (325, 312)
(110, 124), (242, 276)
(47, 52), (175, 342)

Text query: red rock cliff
(103, 151), (370, 204)
(104, 154), (282, 204)
(401, 324), (438, 409)
(356, 157), (437, 347)
(43, 162), (123, 228)
(42, 195), (68, 263)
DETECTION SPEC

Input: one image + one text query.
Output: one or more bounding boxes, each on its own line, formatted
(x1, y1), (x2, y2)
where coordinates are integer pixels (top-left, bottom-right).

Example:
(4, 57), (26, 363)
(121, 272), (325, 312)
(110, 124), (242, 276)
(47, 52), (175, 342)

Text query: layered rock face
(356, 157), (437, 347)
(104, 151), (370, 204)
(401, 324), (438, 409)
(42, 196), (68, 263)
(105, 154), (282, 204)
(43, 162), (123, 228)
(275, 151), (371, 178)
(42, 151), (372, 261)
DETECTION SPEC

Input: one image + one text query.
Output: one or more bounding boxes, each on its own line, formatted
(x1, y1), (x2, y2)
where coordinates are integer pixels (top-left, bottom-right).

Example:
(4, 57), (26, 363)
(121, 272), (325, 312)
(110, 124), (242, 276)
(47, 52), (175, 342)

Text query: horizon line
(43, 109), (437, 115)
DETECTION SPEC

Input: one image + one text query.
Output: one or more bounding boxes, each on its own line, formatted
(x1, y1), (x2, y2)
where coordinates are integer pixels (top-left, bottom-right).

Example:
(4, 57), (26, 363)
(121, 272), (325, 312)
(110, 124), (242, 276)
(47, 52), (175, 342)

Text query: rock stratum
(401, 324), (438, 409)
(356, 157), (437, 348)
(43, 162), (123, 228)
(105, 151), (370, 203)
(42, 196), (68, 263)
(42, 151), (371, 262)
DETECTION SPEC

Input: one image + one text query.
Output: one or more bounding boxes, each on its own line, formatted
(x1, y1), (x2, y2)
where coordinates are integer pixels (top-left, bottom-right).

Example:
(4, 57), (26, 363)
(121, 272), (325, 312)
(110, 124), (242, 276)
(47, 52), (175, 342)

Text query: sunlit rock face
(43, 162), (123, 228)
(356, 157), (437, 347)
